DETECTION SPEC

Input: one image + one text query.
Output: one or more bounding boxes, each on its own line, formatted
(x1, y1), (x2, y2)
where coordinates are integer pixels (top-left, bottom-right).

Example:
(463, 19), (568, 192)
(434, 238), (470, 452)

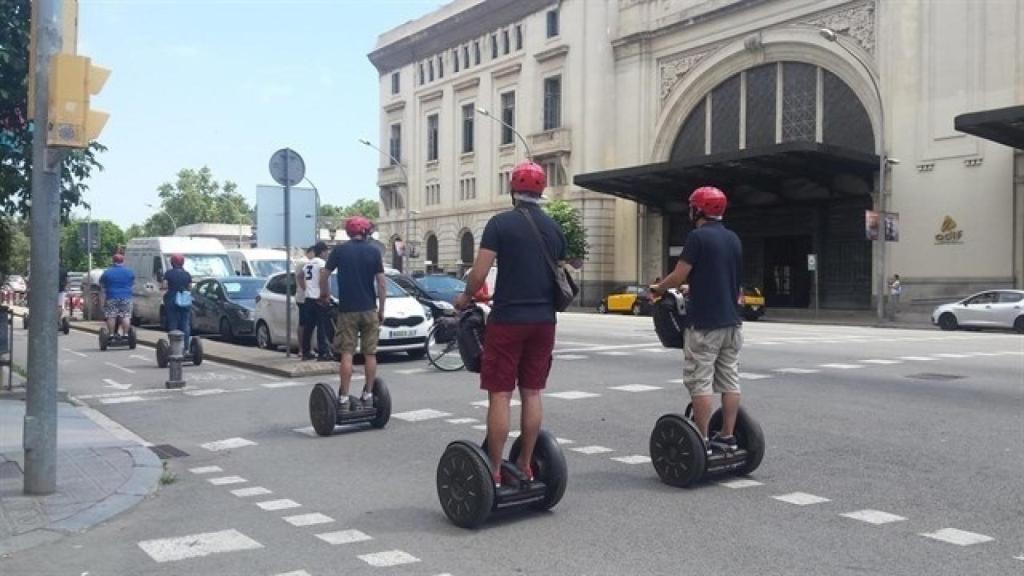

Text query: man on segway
(651, 186), (744, 455)
(320, 217), (386, 409)
(162, 254), (193, 352)
(98, 254), (135, 337)
(455, 160), (567, 488)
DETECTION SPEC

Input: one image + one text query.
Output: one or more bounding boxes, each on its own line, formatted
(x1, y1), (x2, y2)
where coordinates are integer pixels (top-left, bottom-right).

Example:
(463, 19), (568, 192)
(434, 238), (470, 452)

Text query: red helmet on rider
(688, 186), (727, 221)
(509, 161), (546, 196)
(170, 254), (185, 268)
(345, 216), (374, 239)
(112, 253), (124, 264)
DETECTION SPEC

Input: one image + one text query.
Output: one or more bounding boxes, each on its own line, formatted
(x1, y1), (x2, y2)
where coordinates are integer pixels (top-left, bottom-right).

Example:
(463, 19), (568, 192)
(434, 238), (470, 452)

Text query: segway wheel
(191, 337), (203, 366)
(127, 327), (137, 350)
(509, 429), (567, 511)
(369, 378), (391, 429)
(99, 327), (109, 351)
(650, 414), (706, 487)
(61, 317), (70, 335)
(309, 383), (339, 437)
(156, 339), (170, 368)
(709, 407), (765, 476)
(437, 442), (495, 529)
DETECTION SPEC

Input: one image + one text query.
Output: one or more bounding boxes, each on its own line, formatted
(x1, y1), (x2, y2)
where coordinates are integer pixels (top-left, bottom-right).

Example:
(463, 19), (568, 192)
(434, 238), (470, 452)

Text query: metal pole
(24, 0), (62, 495)
(358, 140), (408, 272)
(284, 154), (292, 358)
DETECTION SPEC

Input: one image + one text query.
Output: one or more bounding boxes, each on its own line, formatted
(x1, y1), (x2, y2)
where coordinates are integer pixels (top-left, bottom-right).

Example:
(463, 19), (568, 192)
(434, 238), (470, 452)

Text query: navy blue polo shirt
(163, 268), (192, 307)
(481, 204), (567, 324)
(325, 240), (384, 313)
(680, 221), (742, 330)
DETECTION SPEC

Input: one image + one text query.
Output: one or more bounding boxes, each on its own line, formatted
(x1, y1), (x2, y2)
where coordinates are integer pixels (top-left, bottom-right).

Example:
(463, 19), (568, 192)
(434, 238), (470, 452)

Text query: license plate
(390, 330), (414, 338)
(749, 306), (761, 311)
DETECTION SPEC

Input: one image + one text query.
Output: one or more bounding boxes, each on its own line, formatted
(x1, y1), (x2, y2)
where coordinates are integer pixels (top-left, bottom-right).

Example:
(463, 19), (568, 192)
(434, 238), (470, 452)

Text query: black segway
(155, 336), (204, 368)
(21, 312), (70, 335)
(437, 430), (568, 529)
(308, 378), (391, 436)
(650, 404), (765, 487)
(99, 318), (136, 351)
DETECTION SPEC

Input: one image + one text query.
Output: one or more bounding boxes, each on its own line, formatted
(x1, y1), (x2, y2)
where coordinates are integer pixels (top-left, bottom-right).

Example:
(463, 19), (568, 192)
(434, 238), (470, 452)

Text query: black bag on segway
(652, 290), (688, 349)
(456, 306), (486, 373)
(433, 315), (458, 344)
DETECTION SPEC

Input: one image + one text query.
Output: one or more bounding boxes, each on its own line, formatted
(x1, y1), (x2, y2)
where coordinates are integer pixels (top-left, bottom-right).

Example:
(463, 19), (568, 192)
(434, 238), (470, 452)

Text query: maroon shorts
(480, 322), (556, 393)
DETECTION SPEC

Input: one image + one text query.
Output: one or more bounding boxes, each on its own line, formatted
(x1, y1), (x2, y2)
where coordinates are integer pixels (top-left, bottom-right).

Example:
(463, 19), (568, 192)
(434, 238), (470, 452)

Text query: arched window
(425, 233), (439, 273)
(459, 229), (475, 266)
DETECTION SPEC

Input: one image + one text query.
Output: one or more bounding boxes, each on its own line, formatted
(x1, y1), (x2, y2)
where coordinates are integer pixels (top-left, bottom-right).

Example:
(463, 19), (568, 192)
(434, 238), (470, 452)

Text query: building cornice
(452, 77), (481, 92)
(384, 100), (406, 113)
(534, 44), (569, 63)
(491, 61), (523, 79)
(419, 88), (444, 104)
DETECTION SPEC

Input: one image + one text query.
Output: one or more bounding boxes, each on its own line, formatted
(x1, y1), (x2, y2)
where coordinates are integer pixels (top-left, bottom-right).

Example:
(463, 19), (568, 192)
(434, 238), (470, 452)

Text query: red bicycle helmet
(170, 254), (185, 268)
(688, 186), (727, 220)
(510, 161), (546, 196)
(112, 253), (125, 264)
(345, 216), (374, 239)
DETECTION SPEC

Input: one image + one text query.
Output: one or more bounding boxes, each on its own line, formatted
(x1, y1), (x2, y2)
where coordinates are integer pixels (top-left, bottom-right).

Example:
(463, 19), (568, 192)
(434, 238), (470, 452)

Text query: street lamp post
(359, 139), (410, 273)
(477, 107), (532, 160)
(146, 203), (177, 235)
(820, 28), (898, 321)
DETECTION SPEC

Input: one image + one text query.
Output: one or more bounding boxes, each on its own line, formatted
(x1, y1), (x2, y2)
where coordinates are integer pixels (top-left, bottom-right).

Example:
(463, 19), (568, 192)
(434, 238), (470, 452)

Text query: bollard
(165, 330), (186, 389)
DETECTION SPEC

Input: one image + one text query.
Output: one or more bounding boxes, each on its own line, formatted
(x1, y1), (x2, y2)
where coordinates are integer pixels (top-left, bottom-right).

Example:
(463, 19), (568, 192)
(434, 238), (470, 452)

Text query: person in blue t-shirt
(651, 186), (744, 456)
(320, 217), (386, 409)
(162, 254), (193, 351)
(98, 253), (135, 336)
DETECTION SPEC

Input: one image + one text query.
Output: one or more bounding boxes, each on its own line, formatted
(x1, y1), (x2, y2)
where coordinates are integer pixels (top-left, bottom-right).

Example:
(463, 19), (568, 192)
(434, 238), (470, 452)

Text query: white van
(227, 249), (289, 278)
(124, 237), (233, 326)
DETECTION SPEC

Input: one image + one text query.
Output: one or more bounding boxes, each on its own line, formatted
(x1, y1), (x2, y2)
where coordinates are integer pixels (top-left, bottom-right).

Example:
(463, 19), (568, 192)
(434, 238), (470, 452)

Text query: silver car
(932, 290), (1024, 333)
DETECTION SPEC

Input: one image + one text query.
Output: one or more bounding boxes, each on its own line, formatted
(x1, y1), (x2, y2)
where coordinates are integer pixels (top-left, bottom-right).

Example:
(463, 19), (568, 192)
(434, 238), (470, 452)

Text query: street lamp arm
(477, 107), (532, 160)
(819, 28), (884, 137)
(360, 138), (412, 273)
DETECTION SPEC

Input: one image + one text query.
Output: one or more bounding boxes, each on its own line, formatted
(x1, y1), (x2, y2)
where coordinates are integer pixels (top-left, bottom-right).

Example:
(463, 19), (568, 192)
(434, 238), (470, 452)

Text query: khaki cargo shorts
(683, 325), (743, 397)
(333, 310), (380, 355)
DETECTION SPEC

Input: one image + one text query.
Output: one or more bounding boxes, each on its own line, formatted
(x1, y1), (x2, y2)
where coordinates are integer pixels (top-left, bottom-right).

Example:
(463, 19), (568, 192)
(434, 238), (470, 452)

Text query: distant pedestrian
(162, 254), (193, 351)
(889, 274), (902, 319)
(295, 247), (313, 357)
(302, 242), (331, 361)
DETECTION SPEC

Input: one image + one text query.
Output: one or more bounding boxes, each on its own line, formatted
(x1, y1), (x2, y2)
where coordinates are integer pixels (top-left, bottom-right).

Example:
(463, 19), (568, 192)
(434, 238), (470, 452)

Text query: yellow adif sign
(935, 216), (964, 244)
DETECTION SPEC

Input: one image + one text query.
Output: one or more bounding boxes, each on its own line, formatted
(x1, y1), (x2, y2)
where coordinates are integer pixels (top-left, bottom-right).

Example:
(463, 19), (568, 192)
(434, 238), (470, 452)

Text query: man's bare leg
(363, 353), (377, 396)
(720, 392), (740, 437)
(339, 352), (354, 398)
(691, 394), (715, 440)
(486, 391), (513, 475)
(516, 388), (543, 476)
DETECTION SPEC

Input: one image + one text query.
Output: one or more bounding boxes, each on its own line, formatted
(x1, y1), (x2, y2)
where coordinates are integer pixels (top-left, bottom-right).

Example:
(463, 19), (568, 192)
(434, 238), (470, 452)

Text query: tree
(342, 198), (379, 219)
(0, 0), (105, 221)
(59, 220), (125, 271)
(0, 217), (30, 276)
(544, 199), (589, 263)
(140, 167), (250, 235)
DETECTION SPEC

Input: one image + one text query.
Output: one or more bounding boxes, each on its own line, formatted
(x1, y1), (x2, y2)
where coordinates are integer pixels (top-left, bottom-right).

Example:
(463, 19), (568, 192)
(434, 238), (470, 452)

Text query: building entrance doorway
(763, 235), (812, 308)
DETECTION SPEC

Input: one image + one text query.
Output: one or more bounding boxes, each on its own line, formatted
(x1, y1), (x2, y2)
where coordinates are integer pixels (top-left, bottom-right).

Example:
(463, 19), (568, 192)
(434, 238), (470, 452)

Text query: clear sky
(76, 0), (443, 225)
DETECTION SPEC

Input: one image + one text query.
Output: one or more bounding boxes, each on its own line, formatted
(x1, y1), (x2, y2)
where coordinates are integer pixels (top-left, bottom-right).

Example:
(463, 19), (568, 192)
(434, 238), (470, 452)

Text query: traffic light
(46, 53), (109, 148)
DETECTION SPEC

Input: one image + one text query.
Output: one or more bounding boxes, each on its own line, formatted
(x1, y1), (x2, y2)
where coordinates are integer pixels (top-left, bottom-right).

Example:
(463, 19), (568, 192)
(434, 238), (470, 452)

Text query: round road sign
(269, 148), (306, 187)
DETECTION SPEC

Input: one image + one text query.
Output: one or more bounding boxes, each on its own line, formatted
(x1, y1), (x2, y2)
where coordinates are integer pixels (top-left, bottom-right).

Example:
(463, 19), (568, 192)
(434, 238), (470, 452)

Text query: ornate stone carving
(659, 49), (713, 100)
(804, 0), (876, 54)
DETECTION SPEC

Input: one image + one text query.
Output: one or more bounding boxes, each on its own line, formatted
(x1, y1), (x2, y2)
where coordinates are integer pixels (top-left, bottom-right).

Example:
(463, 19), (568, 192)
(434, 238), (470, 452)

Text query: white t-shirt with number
(303, 257), (326, 300)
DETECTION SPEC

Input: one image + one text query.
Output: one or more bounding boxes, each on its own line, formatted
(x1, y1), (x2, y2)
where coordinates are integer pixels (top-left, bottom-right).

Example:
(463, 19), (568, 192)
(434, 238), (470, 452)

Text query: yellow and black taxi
(597, 285), (654, 316)
(740, 287), (766, 321)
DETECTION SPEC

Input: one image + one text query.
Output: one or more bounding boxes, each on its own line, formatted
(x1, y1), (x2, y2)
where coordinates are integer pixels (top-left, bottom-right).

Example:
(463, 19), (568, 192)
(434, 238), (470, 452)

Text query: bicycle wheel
(427, 324), (464, 372)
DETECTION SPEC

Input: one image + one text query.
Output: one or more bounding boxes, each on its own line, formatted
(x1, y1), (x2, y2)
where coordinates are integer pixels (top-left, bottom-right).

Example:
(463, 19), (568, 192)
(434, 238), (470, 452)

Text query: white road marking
(208, 476), (247, 486)
(757, 341), (780, 346)
(129, 354), (150, 361)
(599, 351), (631, 356)
(471, 424), (487, 430)
(293, 427), (319, 437)
(201, 437), (257, 452)
(187, 466), (222, 475)
(445, 417), (478, 424)
(840, 509), (907, 525)
(62, 347), (89, 358)
(739, 372), (771, 380)
(261, 381), (307, 389)
(392, 409), (452, 422)
(819, 363), (863, 370)
(256, 499), (301, 511)
(1014, 555), (1024, 561)
(103, 361), (136, 374)
(100, 395), (145, 405)
(667, 378), (685, 384)
(932, 353), (969, 359)
(396, 368), (427, 375)
(230, 486), (272, 497)
(471, 398), (521, 408)
(718, 479), (763, 489)
(774, 368), (820, 374)
(969, 352), (1004, 357)
(773, 492), (831, 506)
(102, 378), (132, 390)
(609, 384), (662, 393)
(283, 513), (334, 527)
(554, 342), (660, 354)
(899, 356), (935, 361)
(315, 529), (373, 545)
(275, 571), (312, 576)
(571, 445), (614, 455)
(545, 391), (601, 400)
(920, 528), (994, 546)
(184, 388), (226, 397)
(641, 348), (667, 353)
(137, 529), (263, 563)
(611, 455), (651, 465)
(859, 359), (902, 365)
(358, 550), (421, 568)
(556, 437), (574, 444)
(554, 354), (588, 360)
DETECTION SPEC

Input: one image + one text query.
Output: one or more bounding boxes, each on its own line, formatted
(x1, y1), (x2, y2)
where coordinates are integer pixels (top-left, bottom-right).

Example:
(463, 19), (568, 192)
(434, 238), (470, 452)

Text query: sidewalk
(564, 305), (936, 330)
(0, 396), (162, 555)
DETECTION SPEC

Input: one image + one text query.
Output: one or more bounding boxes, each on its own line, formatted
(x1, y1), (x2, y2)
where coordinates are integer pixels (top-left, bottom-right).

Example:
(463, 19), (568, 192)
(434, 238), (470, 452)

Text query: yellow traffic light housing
(46, 54), (109, 148)
(28, 0), (80, 117)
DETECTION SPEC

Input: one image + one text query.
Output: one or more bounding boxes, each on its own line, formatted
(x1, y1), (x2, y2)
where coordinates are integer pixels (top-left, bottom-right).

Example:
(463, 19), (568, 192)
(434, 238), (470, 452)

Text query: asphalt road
(2, 314), (1022, 576)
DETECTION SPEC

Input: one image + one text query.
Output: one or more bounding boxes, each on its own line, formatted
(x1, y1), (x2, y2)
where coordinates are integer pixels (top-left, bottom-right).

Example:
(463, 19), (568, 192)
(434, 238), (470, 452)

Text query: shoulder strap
(517, 207), (561, 277)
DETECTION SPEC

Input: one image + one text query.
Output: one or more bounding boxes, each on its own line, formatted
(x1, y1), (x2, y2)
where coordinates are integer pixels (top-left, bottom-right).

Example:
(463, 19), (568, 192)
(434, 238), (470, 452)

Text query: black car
(192, 277), (264, 342)
(386, 270), (457, 318)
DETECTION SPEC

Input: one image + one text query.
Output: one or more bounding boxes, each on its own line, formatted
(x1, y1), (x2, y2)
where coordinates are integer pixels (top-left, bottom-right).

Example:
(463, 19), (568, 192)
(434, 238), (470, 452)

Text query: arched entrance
(425, 233), (439, 273)
(459, 229), (475, 275)
(390, 235), (404, 272)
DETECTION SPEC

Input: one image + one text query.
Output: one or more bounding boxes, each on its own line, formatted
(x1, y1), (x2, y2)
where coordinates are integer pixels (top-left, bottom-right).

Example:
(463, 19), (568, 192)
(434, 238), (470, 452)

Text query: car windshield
(330, 275), (408, 298)
(182, 254), (233, 278)
(250, 259), (288, 277)
(417, 275), (465, 293)
(221, 279), (264, 300)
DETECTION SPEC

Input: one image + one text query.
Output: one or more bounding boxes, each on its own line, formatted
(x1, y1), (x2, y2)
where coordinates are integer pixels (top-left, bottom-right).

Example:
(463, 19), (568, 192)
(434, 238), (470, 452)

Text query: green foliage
(0, 217), (30, 275)
(60, 220), (125, 271)
(543, 199), (589, 261)
(319, 199), (379, 228)
(0, 0), (104, 220)
(139, 167), (250, 235)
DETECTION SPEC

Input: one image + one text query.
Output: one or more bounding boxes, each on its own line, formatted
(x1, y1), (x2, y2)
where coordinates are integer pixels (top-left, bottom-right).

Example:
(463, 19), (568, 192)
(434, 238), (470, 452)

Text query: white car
(253, 270), (432, 357)
(932, 289), (1024, 333)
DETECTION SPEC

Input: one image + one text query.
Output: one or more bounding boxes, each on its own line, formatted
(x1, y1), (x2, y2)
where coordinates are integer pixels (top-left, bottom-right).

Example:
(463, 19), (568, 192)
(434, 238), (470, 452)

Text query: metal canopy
(954, 105), (1024, 150)
(573, 142), (879, 210)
